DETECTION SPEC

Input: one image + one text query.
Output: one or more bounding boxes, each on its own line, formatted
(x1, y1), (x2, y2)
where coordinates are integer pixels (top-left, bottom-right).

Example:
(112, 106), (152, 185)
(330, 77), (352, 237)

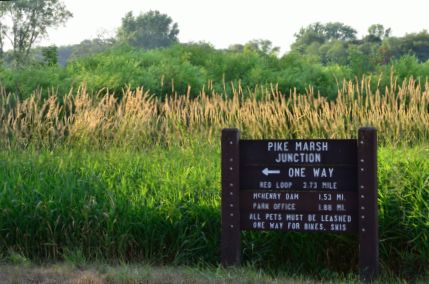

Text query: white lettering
(336, 193), (345, 201)
(269, 222), (284, 230)
(288, 167), (306, 177)
(249, 213), (261, 220)
(304, 223), (325, 231)
(265, 213), (282, 221)
(318, 204), (333, 211)
(307, 214), (316, 222)
(284, 193), (299, 200)
(275, 181), (293, 189)
(313, 167), (334, 178)
(253, 221), (265, 229)
(287, 222), (301, 230)
(320, 214), (352, 223)
(267, 141), (289, 151)
(322, 182), (337, 189)
(252, 202), (269, 210)
(330, 224), (346, 231)
(295, 141), (329, 152)
(259, 181), (272, 189)
(274, 153), (321, 163)
(252, 192), (281, 200)
(273, 203), (296, 211)
(285, 214), (304, 221)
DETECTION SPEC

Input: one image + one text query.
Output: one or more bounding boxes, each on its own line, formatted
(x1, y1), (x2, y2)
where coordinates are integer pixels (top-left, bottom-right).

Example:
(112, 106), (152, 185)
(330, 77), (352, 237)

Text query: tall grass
(1, 77), (428, 150)
(0, 78), (428, 278)
(0, 146), (428, 278)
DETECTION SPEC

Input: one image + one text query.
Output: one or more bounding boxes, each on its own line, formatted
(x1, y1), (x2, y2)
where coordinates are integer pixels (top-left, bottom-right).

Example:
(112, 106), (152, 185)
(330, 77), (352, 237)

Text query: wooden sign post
(221, 127), (378, 282)
(221, 128), (241, 266)
(357, 128), (379, 282)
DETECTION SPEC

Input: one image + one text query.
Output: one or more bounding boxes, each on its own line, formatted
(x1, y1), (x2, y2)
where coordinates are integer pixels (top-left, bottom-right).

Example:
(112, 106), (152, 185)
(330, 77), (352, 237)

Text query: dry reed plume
(1, 77), (428, 149)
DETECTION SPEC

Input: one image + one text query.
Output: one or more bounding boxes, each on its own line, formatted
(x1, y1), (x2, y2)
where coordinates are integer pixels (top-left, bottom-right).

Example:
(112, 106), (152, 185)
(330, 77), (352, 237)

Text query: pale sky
(37, 0), (429, 54)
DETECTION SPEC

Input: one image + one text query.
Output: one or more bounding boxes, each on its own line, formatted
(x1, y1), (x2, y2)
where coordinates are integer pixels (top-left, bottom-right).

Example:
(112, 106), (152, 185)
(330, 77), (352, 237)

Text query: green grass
(0, 144), (220, 264)
(1, 144), (428, 279)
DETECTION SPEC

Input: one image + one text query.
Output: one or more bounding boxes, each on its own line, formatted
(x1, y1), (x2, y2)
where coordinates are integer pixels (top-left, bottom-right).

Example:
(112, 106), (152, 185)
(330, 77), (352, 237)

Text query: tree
(291, 22), (356, 52)
(243, 39), (280, 56)
(365, 24), (391, 43)
(399, 31), (429, 62)
(322, 40), (349, 65)
(227, 43), (244, 52)
(41, 45), (57, 66)
(117, 10), (179, 49)
(0, 0), (72, 67)
(292, 22), (326, 51)
(70, 37), (116, 60)
(0, 22), (6, 58)
(324, 22), (357, 41)
(379, 37), (401, 64)
(348, 46), (367, 75)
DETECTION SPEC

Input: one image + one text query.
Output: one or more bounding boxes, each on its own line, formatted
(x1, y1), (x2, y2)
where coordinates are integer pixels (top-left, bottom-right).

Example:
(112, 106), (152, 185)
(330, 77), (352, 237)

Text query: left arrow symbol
(262, 168), (281, 176)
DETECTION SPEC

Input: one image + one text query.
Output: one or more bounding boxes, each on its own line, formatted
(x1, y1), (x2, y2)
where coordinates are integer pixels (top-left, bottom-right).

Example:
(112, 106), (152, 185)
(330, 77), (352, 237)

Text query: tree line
(1, 0), (429, 99)
(291, 22), (429, 75)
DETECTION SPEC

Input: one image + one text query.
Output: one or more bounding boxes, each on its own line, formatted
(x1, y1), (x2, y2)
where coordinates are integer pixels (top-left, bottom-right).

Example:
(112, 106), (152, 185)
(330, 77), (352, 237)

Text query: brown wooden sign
(221, 128), (378, 282)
